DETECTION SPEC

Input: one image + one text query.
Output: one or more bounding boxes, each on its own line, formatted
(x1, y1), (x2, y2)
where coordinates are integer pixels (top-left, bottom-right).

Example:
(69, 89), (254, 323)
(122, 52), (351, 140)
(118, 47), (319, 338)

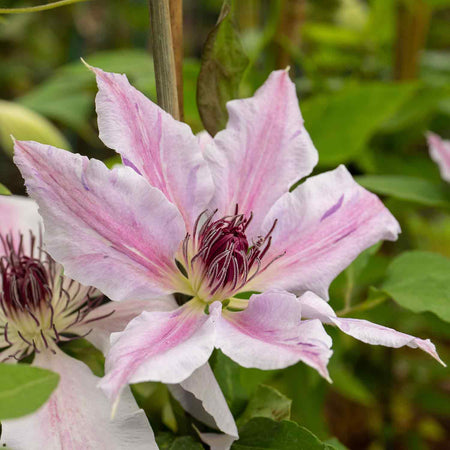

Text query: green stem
(0, 0), (88, 14)
(337, 293), (389, 317)
(343, 268), (355, 311)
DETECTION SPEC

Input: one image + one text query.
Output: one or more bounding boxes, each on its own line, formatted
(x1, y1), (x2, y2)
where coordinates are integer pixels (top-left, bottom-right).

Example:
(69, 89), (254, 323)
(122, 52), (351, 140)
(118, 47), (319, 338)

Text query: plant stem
(0, 0), (88, 14)
(393, 0), (431, 80)
(274, 0), (305, 70)
(169, 0), (184, 120)
(337, 293), (389, 317)
(148, 0), (180, 120)
(343, 268), (354, 311)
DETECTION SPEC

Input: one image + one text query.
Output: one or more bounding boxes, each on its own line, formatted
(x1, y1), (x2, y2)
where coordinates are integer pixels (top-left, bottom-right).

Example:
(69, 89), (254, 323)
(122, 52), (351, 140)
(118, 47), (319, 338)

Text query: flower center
(179, 207), (280, 302)
(0, 232), (103, 361)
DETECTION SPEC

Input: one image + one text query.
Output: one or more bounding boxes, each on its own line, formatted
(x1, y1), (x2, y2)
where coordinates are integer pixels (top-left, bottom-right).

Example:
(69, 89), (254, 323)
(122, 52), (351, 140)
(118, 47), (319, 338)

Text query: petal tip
(81, 58), (103, 78)
(80, 57), (91, 70)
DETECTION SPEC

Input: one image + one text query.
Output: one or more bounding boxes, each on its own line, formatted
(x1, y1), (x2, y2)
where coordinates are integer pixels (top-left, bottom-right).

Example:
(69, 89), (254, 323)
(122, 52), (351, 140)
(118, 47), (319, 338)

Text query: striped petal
(216, 290), (332, 380)
(99, 300), (221, 402)
(255, 166), (400, 299)
(300, 292), (445, 365)
(92, 66), (214, 228)
(14, 140), (185, 302)
(205, 70), (318, 238)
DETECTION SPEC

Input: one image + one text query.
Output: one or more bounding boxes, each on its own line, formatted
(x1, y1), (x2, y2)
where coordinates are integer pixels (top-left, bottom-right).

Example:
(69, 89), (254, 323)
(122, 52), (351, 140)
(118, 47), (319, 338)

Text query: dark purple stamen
(183, 206), (282, 296)
(0, 233), (49, 313)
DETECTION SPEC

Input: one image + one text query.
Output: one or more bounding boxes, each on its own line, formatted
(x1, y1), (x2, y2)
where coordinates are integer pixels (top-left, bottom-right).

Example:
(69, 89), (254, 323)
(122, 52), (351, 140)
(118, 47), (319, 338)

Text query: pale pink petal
(331, 318), (445, 365)
(255, 165), (400, 299)
(299, 292), (445, 365)
(1, 349), (157, 450)
(205, 69), (318, 237)
(168, 364), (238, 439)
(427, 132), (450, 182)
(298, 291), (337, 322)
(99, 301), (221, 401)
(215, 290), (332, 380)
(0, 195), (41, 254)
(14, 140), (185, 301)
(81, 296), (178, 353)
(195, 429), (237, 450)
(197, 130), (215, 153)
(92, 66), (214, 227)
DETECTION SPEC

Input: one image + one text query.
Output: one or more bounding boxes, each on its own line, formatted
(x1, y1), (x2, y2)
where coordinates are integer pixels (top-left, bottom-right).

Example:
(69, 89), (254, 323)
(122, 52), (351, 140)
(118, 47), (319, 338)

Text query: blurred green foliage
(0, 0), (449, 448)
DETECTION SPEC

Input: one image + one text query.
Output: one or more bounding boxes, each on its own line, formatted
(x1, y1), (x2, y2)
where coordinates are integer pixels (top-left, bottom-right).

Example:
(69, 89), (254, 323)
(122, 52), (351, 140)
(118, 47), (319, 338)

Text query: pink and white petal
(331, 318), (445, 365)
(298, 291), (337, 323)
(81, 296), (178, 353)
(205, 69), (318, 237)
(1, 349), (157, 450)
(168, 364), (238, 438)
(195, 429), (237, 450)
(427, 132), (450, 182)
(14, 140), (185, 301)
(99, 300), (221, 402)
(197, 130), (215, 153)
(255, 165), (400, 299)
(216, 291), (332, 380)
(92, 66), (214, 227)
(0, 195), (41, 253)
(299, 292), (445, 365)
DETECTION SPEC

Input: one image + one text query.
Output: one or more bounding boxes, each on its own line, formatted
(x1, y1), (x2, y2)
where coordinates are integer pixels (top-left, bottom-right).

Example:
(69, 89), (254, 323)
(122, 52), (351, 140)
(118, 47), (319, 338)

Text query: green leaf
(0, 363), (59, 419)
(211, 351), (248, 416)
(237, 385), (291, 427)
(232, 418), (325, 450)
(156, 432), (203, 450)
(0, 100), (70, 156)
(301, 83), (416, 165)
(381, 86), (445, 132)
(383, 251), (450, 323)
(324, 437), (349, 450)
(272, 363), (328, 437)
(355, 175), (450, 209)
(0, 183), (11, 195)
(60, 338), (104, 377)
(197, 0), (249, 136)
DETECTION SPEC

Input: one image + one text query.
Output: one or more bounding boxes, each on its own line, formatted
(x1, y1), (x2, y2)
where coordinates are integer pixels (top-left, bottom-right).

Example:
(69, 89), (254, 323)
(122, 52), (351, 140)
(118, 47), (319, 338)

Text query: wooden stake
(148, 0), (180, 120)
(394, 0), (431, 80)
(169, 0), (184, 120)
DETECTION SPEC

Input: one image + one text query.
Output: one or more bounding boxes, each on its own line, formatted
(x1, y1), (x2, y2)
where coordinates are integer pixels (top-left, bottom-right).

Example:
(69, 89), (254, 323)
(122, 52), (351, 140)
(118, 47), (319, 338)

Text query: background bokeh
(0, 1), (449, 449)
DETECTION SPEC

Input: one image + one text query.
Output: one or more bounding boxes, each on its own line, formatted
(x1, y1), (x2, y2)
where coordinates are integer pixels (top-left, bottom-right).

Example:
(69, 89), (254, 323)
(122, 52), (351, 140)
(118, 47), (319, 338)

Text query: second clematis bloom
(427, 132), (450, 182)
(0, 195), (158, 449)
(13, 65), (443, 405)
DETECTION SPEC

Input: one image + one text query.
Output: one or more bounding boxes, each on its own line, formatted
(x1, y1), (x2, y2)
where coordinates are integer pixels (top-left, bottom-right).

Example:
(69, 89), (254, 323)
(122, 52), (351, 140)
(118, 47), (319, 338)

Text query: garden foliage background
(0, 0), (449, 448)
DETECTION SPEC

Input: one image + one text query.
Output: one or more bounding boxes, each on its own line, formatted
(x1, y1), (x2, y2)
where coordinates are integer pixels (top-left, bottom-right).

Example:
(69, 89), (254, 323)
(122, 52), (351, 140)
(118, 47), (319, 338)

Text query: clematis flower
(13, 65), (442, 406)
(0, 195), (237, 449)
(427, 132), (450, 182)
